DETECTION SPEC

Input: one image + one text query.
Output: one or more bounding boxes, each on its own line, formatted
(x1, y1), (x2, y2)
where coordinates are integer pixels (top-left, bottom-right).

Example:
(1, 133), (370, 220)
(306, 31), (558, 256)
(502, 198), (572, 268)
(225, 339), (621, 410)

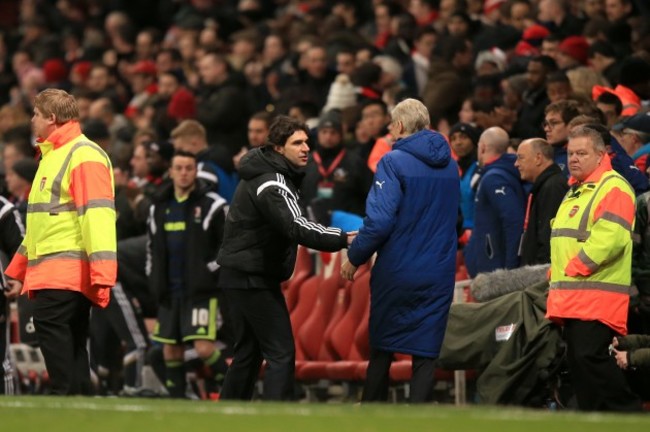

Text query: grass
(1, 397), (650, 432)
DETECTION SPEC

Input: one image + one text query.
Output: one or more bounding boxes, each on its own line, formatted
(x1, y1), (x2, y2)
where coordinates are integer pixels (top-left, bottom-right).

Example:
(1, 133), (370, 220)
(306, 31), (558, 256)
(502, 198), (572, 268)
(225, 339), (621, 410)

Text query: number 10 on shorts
(191, 308), (209, 327)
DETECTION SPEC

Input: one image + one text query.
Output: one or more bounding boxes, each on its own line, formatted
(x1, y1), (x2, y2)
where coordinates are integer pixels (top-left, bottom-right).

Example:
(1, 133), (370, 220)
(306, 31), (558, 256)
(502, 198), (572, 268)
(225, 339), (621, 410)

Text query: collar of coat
(37, 121), (82, 153)
(568, 154), (613, 186)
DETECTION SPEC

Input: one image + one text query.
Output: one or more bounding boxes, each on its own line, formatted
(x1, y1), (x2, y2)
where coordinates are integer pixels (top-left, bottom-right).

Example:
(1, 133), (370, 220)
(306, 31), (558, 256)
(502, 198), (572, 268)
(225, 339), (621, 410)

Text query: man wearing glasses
(542, 100), (581, 177)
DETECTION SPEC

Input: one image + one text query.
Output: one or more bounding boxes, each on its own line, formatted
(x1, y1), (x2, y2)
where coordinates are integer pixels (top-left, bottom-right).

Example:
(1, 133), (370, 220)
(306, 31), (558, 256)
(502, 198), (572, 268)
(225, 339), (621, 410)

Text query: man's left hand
(4, 279), (22, 299)
(341, 260), (358, 281)
(613, 349), (629, 369)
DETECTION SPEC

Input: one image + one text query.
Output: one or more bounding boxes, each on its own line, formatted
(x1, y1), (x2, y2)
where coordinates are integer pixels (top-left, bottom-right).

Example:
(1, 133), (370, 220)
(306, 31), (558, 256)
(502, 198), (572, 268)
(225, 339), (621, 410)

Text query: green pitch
(1, 397), (648, 431)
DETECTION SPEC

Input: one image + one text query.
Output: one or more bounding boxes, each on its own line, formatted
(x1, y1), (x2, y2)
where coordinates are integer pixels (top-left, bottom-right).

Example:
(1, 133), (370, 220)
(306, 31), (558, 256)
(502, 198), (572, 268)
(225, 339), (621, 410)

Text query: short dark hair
(437, 36), (471, 63)
(530, 55), (558, 73)
(596, 92), (623, 116)
(361, 99), (388, 115)
(171, 149), (197, 163)
(267, 116), (309, 147)
(546, 71), (570, 85)
(545, 99), (581, 123)
(414, 25), (437, 41)
(250, 111), (274, 128)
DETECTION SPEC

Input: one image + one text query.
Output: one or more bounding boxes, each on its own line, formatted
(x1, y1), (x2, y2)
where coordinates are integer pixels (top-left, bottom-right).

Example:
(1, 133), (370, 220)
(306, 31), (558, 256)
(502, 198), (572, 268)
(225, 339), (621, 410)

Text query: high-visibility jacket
(546, 157), (635, 335)
(592, 85), (641, 117)
(5, 121), (117, 307)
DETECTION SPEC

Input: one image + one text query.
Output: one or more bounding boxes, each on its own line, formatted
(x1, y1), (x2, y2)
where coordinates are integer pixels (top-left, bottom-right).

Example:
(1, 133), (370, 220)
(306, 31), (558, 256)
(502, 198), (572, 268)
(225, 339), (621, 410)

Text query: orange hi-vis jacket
(546, 157), (635, 335)
(5, 121), (117, 307)
(592, 84), (641, 117)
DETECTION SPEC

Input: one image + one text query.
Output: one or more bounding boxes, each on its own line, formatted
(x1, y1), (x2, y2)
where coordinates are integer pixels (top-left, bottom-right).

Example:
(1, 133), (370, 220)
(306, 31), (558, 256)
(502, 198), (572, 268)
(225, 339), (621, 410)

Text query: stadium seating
(282, 250), (477, 402)
(289, 274), (320, 362)
(295, 252), (344, 376)
(283, 246), (315, 313)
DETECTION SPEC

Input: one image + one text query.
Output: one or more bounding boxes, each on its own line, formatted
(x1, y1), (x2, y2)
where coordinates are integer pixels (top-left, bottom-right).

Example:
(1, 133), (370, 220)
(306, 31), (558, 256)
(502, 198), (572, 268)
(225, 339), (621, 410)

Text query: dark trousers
(564, 319), (642, 412)
(220, 288), (295, 401)
(90, 282), (149, 389)
(33, 289), (93, 395)
(362, 348), (435, 403)
(0, 296), (14, 395)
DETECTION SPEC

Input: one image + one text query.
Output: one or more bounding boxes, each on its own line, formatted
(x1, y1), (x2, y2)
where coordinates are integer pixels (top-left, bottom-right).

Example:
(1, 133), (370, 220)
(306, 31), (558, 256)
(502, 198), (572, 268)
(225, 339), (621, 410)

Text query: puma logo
(375, 180), (385, 189)
(495, 187), (506, 195)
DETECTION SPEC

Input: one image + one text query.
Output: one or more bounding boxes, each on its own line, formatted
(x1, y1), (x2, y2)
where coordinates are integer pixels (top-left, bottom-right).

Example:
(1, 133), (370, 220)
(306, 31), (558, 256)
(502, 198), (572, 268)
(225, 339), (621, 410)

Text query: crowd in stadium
(1, 0), (650, 411)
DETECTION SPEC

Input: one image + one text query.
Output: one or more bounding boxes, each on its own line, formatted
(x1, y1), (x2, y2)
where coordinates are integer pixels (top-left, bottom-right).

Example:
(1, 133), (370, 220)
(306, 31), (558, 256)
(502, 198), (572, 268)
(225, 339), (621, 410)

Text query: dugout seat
(284, 246), (315, 313)
(290, 275), (320, 362)
(326, 268), (371, 382)
(294, 252), (344, 375)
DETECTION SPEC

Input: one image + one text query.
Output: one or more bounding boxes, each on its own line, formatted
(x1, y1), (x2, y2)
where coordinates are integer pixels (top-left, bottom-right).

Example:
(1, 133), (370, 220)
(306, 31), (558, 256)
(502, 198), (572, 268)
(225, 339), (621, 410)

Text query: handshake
(342, 231), (358, 281)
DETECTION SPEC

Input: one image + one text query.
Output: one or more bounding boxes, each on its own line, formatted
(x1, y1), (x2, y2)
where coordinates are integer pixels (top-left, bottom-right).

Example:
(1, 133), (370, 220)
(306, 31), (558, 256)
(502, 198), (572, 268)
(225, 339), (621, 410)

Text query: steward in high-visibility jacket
(546, 156), (635, 335)
(5, 121), (117, 307)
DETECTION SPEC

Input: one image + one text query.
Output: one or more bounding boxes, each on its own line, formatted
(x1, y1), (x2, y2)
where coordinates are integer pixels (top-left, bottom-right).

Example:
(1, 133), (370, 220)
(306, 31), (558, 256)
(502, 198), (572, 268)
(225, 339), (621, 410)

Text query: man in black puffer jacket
(217, 116), (351, 401)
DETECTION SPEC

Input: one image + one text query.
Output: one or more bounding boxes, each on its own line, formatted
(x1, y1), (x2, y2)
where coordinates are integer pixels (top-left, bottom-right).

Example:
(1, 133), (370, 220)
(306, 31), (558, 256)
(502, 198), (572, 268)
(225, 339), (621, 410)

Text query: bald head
(478, 127), (510, 164)
(515, 138), (555, 182)
(522, 138), (554, 160)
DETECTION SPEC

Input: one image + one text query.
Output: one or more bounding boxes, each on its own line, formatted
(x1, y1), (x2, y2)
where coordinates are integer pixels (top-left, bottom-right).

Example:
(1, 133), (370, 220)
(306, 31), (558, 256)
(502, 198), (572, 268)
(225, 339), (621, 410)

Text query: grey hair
(625, 129), (650, 145)
(391, 98), (430, 135)
(568, 125), (606, 151)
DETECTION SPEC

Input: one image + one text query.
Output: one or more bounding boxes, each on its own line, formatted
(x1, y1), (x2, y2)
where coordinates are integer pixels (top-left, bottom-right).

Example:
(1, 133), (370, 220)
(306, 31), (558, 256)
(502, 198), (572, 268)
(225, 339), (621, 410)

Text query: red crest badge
(40, 177), (47, 191)
(569, 205), (579, 218)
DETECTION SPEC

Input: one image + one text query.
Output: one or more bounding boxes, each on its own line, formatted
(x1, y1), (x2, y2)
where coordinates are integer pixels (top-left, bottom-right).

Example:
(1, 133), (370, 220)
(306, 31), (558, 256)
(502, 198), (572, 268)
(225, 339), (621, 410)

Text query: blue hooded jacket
(348, 129), (459, 357)
(464, 153), (526, 277)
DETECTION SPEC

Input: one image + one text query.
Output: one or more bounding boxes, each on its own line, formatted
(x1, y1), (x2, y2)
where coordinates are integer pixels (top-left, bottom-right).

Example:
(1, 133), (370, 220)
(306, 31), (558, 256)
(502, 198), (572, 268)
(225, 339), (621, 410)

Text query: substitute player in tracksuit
(147, 150), (228, 398)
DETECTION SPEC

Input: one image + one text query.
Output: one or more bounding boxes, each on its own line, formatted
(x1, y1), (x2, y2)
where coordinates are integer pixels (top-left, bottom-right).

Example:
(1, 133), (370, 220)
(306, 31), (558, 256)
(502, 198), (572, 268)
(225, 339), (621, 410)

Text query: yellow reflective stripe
(551, 228), (589, 241)
(27, 202), (76, 214)
(50, 141), (110, 203)
(29, 141), (111, 215)
(28, 199), (114, 215)
(577, 175), (619, 233)
(164, 221), (186, 231)
(577, 249), (599, 272)
(549, 280), (631, 294)
(77, 199), (115, 216)
(599, 211), (633, 232)
(551, 176), (622, 242)
(27, 250), (117, 266)
(17, 244), (27, 255)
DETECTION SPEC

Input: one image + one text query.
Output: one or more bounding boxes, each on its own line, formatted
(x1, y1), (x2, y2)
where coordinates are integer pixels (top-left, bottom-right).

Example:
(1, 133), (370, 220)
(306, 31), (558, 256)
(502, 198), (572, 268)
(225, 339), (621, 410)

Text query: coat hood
(484, 153), (520, 179)
(392, 129), (451, 168)
(238, 146), (305, 185)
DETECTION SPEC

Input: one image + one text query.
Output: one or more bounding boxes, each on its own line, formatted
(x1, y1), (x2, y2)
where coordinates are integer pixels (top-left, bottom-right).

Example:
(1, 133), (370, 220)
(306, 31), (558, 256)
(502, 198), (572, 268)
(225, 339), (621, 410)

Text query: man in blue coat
(464, 127), (526, 277)
(341, 98), (459, 403)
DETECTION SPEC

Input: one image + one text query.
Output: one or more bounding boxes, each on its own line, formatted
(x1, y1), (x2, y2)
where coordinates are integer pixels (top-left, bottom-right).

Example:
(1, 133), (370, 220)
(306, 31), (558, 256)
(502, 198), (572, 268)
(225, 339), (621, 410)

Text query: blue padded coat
(347, 129), (459, 358)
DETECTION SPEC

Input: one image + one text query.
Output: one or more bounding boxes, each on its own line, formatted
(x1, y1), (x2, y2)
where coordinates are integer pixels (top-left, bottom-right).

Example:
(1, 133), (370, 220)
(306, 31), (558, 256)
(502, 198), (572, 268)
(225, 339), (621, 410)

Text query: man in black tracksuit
(148, 150), (229, 398)
(217, 116), (351, 401)
(1, 196), (26, 395)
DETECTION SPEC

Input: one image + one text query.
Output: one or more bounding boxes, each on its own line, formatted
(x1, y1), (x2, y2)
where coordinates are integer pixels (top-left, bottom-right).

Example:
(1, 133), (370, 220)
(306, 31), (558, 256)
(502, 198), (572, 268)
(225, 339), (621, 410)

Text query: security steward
(5, 89), (117, 395)
(546, 124), (641, 411)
